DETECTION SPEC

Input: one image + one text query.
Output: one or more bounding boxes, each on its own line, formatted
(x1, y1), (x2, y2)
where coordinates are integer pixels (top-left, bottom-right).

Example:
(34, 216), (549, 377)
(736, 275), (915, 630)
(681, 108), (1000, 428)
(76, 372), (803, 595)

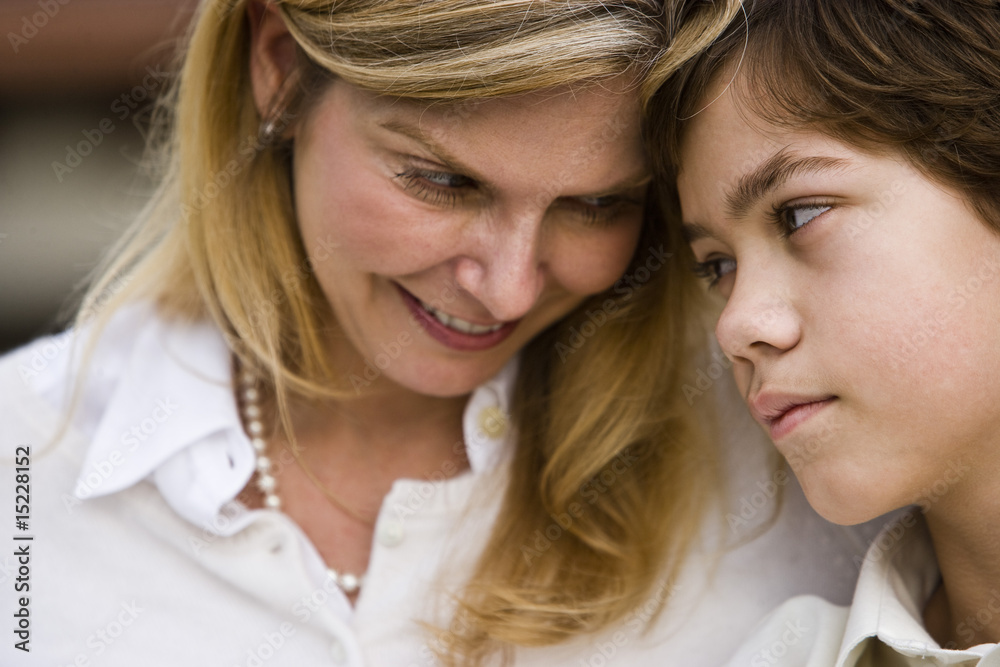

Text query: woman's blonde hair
(76, 0), (740, 663)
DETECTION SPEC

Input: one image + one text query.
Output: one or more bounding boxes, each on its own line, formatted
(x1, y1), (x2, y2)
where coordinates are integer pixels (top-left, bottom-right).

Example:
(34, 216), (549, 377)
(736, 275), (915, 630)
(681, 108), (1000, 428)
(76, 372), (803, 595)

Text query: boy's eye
(777, 204), (831, 233)
(693, 256), (737, 287)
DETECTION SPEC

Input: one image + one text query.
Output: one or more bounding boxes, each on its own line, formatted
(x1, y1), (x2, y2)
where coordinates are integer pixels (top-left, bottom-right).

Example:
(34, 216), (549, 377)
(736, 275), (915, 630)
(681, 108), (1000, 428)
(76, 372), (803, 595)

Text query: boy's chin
(796, 467), (901, 527)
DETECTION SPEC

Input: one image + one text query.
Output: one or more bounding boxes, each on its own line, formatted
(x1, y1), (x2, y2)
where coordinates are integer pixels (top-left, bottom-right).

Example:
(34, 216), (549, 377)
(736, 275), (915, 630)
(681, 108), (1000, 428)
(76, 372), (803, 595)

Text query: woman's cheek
(550, 220), (644, 295)
(296, 163), (445, 276)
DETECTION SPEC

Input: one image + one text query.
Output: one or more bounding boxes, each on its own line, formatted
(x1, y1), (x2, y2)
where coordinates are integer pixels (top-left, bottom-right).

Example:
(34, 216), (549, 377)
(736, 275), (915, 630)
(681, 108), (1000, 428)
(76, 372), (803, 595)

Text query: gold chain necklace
(235, 362), (369, 594)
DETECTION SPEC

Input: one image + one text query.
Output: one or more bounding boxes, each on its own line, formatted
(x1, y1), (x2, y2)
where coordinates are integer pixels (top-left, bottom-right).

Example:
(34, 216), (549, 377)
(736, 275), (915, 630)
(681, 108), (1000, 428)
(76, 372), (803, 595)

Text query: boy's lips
(748, 392), (837, 441)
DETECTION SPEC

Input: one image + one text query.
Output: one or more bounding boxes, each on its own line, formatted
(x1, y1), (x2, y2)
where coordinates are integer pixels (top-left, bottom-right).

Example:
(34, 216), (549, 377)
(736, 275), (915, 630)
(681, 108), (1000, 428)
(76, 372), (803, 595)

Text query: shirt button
(329, 639), (347, 664)
(377, 520), (404, 548)
(478, 406), (507, 439)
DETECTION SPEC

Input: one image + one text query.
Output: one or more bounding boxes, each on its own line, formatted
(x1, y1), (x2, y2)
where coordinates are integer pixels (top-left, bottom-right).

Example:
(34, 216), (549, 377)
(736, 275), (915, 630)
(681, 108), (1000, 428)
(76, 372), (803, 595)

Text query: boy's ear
(247, 0), (299, 118)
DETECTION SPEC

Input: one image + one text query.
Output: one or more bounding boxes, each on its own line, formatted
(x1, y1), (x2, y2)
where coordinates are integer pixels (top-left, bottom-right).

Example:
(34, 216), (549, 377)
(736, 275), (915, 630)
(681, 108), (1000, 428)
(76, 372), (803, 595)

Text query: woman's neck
(286, 368), (472, 482)
(922, 455), (1000, 649)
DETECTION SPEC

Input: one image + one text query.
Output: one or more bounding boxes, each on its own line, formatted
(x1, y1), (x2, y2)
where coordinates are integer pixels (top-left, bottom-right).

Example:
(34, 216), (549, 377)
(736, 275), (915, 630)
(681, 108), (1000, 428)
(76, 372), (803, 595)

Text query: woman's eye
(570, 194), (643, 227)
(395, 167), (475, 205)
(420, 170), (473, 189)
(578, 194), (621, 208)
(778, 204), (831, 233)
(692, 256), (736, 287)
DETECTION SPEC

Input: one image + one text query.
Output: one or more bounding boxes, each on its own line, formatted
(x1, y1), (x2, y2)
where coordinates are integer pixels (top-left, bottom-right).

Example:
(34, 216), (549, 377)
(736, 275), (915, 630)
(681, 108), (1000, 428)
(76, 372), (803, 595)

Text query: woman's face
(293, 79), (647, 398)
(676, 83), (1000, 525)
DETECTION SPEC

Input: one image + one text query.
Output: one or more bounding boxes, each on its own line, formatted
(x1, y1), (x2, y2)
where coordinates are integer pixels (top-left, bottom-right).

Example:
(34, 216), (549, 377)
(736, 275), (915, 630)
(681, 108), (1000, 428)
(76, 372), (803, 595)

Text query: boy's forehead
(678, 84), (758, 182)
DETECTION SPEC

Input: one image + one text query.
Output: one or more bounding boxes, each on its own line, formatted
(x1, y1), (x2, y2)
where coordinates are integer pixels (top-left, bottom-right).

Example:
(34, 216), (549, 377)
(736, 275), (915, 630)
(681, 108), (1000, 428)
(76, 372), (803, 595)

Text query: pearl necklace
(237, 367), (366, 595)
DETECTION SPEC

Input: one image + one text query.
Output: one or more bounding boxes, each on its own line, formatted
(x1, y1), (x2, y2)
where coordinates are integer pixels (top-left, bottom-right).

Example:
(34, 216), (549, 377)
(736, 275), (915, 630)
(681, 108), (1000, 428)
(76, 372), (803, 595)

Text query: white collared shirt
(1, 304), (877, 666)
(722, 511), (1000, 667)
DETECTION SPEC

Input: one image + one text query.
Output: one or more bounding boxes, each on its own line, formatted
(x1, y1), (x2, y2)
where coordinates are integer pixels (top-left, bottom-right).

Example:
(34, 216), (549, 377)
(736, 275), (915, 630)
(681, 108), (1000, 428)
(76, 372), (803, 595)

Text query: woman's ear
(247, 0), (299, 117)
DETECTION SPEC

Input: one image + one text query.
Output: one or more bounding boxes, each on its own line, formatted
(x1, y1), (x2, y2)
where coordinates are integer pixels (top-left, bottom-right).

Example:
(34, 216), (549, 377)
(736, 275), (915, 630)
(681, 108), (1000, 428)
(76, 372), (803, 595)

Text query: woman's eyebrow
(376, 117), (476, 174)
(681, 220), (714, 244)
(377, 116), (650, 198)
(577, 173), (652, 198)
(724, 150), (851, 219)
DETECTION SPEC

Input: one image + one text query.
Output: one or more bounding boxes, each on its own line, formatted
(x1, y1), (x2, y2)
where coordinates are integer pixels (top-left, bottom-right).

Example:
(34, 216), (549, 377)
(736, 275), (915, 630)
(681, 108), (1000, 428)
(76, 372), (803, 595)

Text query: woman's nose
(453, 210), (546, 322)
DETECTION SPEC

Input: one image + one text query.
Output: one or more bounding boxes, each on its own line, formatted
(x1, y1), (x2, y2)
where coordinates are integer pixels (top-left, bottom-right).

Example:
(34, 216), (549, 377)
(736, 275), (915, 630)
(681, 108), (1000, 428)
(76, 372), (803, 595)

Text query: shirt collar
(839, 510), (998, 664)
(73, 306), (517, 530)
(73, 307), (248, 506)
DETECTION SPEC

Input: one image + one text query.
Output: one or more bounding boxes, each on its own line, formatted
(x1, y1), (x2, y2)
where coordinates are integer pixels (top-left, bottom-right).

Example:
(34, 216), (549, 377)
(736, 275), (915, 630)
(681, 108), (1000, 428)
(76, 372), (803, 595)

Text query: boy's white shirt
(724, 510), (1000, 667)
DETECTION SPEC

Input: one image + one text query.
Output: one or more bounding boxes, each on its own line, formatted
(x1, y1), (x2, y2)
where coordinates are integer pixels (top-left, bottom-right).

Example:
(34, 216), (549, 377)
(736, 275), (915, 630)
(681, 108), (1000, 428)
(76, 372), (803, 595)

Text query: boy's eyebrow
(682, 150), (851, 244)
(724, 150), (850, 219)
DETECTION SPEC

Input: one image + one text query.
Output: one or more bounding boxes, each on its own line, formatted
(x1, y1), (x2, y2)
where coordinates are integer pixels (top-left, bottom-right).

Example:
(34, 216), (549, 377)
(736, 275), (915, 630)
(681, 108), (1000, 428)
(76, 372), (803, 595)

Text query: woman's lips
(396, 284), (519, 351)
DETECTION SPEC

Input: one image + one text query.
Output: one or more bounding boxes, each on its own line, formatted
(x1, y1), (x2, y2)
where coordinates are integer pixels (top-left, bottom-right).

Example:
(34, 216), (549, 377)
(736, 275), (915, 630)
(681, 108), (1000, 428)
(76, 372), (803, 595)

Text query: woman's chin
(357, 353), (508, 399)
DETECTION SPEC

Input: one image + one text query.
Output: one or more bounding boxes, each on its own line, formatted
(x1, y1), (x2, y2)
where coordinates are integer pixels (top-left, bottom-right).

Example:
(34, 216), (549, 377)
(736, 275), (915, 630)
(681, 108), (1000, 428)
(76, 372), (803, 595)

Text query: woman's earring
(258, 113), (284, 145)
(257, 69), (302, 146)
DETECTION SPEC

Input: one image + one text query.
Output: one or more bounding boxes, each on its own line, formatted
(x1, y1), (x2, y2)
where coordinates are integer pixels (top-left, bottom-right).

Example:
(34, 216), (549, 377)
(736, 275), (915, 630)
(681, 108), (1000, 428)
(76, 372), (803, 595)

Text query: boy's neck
(922, 464), (1000, 649)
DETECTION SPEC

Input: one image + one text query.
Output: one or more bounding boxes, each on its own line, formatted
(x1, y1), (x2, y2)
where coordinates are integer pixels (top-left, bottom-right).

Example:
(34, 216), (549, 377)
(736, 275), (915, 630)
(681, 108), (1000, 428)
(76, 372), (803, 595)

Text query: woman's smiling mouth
(396, 284), (518, 351)
(418, 301), (505, 334)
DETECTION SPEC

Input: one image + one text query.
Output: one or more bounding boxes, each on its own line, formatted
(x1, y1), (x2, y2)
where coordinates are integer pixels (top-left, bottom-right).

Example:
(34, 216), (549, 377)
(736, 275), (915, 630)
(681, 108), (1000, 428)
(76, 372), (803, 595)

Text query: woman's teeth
(419, 300), (504, 335)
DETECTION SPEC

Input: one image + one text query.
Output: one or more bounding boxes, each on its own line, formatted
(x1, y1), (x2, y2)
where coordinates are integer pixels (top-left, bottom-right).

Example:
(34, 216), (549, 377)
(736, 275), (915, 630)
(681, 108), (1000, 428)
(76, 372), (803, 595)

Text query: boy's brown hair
(649, 0), (1000, 233)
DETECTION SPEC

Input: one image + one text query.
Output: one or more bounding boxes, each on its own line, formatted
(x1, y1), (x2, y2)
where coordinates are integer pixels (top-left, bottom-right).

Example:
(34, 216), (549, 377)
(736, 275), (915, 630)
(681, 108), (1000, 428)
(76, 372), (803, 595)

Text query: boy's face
(675, 82), (1000, 525)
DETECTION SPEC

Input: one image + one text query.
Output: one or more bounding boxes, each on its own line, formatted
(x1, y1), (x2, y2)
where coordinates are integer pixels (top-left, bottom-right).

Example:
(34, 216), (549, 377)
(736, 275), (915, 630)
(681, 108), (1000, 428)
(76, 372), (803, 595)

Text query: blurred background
(0, 0), (199, 352)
